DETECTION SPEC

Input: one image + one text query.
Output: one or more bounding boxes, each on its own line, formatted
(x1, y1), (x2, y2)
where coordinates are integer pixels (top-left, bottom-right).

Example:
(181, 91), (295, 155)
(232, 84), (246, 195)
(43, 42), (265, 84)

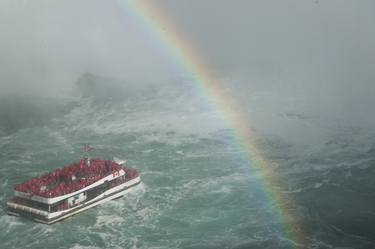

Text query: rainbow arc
(116, 0), (304, 247)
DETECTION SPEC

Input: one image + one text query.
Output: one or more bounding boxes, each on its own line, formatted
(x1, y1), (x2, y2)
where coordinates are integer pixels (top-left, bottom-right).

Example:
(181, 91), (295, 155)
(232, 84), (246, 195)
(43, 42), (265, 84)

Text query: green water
(1, 84), (375, 249)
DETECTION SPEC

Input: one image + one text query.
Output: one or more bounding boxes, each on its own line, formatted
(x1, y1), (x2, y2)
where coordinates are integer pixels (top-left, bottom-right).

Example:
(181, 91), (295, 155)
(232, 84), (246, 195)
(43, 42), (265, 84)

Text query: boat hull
(7, 176), (141, 224)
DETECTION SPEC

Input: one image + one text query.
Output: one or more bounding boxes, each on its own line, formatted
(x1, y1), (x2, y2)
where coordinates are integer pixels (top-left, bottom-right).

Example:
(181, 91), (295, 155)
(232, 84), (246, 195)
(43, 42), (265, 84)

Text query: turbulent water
(1, 76), (374, 249)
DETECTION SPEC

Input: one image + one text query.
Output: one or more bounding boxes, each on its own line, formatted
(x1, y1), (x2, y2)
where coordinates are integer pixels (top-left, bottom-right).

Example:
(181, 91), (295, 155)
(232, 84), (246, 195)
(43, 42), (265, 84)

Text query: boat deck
(14, 159), (138, 198)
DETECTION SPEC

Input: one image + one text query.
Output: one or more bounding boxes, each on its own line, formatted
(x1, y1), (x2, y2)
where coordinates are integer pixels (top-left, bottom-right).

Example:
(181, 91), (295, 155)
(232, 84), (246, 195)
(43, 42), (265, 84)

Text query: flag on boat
(83, 144), (94, 152)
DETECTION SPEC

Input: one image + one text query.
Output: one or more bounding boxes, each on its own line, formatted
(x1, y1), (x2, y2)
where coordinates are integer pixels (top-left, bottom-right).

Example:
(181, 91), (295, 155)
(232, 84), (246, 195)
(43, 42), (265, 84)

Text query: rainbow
(116, 0), (304, 246)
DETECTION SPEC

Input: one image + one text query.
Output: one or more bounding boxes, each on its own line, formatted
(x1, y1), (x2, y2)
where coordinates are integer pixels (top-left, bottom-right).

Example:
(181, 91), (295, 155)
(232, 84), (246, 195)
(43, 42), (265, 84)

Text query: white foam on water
(211, 185), (231, 195)
(0, 215), (23, 234)
(94, 214), (124, 227)
(281, 188), (303, 194)
(314, 182), (324, 189)
(69, 245), (101, 249)
(181, 172), (249, 193)
(47, 129), (75, 153)
(1, 178), (8, 188)
(54, 86), (230, 146)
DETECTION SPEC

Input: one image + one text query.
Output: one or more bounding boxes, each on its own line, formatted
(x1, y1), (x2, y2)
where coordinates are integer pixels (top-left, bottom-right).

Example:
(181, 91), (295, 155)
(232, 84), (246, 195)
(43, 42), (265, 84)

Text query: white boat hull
(7, 176), (141, 224)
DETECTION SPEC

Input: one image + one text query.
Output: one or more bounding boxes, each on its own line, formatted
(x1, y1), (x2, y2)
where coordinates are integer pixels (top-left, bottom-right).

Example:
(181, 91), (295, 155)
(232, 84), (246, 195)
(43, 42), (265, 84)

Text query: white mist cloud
(0, 0), (174, 96)
(156, 0), (375, 127)
(0, 0), (374, 129)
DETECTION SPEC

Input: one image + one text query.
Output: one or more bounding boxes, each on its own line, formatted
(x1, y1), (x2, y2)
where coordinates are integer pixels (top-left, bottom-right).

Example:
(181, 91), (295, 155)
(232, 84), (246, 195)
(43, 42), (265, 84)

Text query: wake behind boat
(6, 153), (141, 224)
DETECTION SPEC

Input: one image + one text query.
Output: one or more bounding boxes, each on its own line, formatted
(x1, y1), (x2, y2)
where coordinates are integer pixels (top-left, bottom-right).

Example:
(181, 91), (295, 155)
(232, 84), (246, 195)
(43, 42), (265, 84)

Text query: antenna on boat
(83, 144), (94, 166)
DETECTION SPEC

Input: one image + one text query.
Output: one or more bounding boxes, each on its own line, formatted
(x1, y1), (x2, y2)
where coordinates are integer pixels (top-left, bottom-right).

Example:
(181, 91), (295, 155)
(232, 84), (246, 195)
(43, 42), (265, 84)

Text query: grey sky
(0, 0), (374, 125)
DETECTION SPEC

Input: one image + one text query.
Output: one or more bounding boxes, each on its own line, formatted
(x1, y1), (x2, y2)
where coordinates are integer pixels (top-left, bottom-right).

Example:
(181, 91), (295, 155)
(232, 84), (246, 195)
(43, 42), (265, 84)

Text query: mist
(0, 0), (374, 133)
(0, 0), (173, 97)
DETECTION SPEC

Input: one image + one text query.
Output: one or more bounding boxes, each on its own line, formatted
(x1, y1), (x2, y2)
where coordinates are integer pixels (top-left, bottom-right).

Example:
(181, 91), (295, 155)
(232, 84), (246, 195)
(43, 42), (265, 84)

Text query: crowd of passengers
(12, 173), (138, 212)
(14, 159), (127, 198)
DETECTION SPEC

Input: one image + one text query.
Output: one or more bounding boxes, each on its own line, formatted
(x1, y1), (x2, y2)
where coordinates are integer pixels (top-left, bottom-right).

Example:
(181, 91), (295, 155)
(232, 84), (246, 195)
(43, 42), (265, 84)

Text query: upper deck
(14, 158), (138, 203)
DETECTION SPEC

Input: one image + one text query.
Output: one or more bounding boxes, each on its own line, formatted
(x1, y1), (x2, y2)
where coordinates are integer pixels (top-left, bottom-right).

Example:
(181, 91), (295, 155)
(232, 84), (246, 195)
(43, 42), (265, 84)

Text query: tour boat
(6, 156), (141, 224)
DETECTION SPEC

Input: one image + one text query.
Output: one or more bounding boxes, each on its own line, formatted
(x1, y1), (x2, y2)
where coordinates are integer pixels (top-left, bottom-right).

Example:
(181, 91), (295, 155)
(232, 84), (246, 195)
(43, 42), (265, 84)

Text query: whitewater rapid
(1, 81), (374, 248)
